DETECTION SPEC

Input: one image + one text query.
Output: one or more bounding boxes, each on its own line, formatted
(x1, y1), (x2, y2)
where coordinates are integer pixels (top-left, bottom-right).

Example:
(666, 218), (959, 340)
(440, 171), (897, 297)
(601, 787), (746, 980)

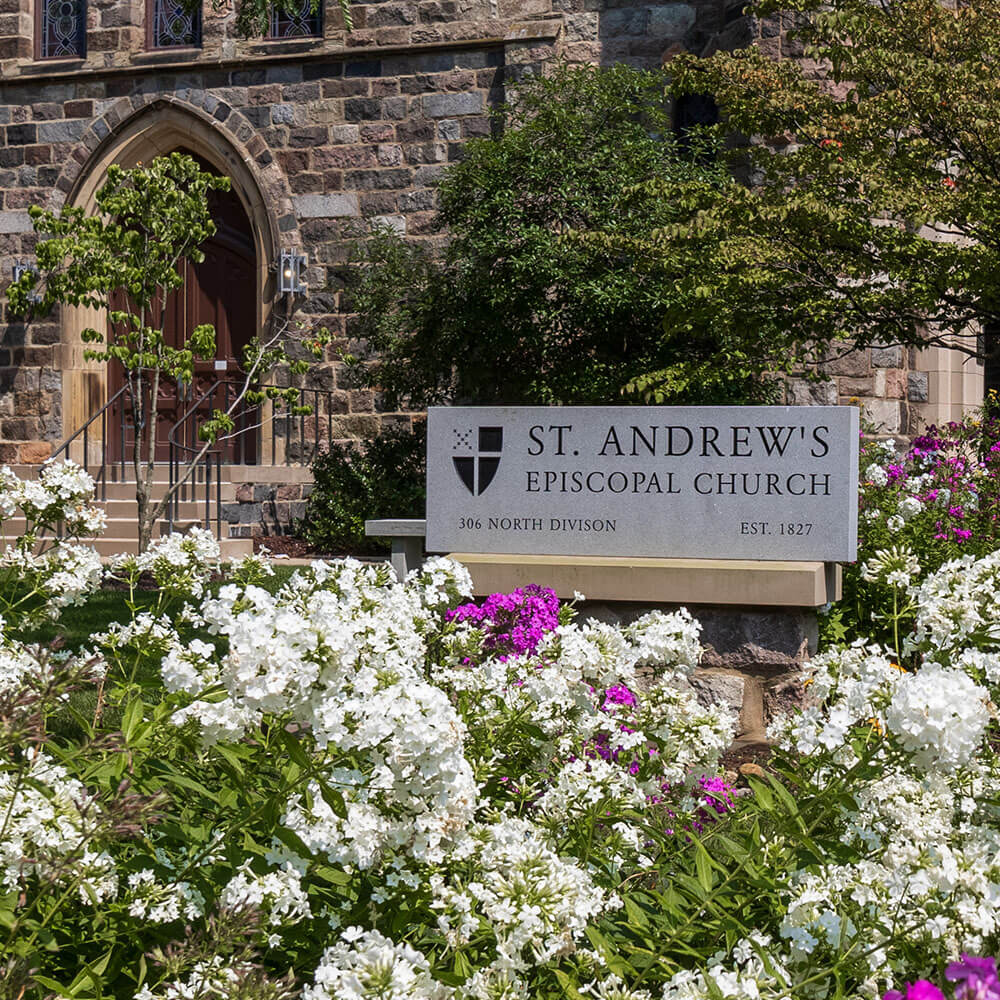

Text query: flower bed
(3, 463), (1000, 999)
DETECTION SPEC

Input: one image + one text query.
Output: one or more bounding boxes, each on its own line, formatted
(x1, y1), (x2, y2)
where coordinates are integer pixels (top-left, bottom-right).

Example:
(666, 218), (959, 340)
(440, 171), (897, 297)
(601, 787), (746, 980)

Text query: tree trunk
(137, 484), (153, 554)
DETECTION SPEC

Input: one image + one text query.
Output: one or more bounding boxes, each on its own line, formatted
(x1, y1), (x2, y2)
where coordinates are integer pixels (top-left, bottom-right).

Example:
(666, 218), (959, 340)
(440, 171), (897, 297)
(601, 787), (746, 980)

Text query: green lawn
(10, 564), (300, 739)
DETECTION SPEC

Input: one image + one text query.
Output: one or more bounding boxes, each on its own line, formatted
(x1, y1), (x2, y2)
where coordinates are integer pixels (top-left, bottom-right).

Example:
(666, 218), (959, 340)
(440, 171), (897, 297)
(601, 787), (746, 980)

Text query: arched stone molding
(54, 95), (299, 461)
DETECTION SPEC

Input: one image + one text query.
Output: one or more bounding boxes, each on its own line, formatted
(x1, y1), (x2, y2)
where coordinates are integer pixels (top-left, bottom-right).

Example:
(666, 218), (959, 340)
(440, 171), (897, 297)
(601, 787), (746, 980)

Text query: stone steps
(3, 463), (309, 559)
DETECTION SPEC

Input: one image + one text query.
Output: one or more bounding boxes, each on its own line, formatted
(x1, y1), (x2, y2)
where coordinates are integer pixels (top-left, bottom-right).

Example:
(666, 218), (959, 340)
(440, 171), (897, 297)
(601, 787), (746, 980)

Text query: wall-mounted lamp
(11, 259), (41, 304)
(279, 249), (307, 295)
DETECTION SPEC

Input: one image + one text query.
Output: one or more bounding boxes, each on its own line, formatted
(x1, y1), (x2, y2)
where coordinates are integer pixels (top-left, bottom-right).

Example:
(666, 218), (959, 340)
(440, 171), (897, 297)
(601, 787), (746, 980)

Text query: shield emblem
(453, 426), (503, 496)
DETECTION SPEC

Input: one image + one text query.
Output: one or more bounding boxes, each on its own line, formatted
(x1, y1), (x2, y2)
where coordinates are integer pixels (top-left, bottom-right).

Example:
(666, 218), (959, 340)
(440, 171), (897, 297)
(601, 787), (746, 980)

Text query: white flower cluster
(220, 862), (311, 927)
(770, 642), (902, 755)
(134, 957), (279, 1000)
(114, 527), (221, 598)
(125, 868), (206, 923)
(860, 544), (920, 589)
(0, 462), (106, 623)
(662, 933), (790, 999)
(1, 460), (106, 535)
(433, 817), (609, 973)
(909, 550), (1000, 653)
(166, 558), (478, 868)
(863, 463), (889, 487)
(755, 546), (1000, 990)
(0, 750), (117, 901)
(306, 928), (452, 1000)
(884, 660), (990, 771)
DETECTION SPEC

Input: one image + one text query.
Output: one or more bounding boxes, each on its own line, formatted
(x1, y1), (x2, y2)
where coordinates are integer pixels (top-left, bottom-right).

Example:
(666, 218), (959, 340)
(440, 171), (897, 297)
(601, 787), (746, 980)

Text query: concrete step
(2, 507), (217, 536)
(87, 482), (238, 502)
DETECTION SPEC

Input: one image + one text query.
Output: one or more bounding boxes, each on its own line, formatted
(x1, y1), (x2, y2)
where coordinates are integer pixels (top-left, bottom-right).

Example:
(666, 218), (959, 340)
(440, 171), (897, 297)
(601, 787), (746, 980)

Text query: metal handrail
(51, 384), (131, 501)
(52, 373), (341, 541)
(166, 378), (234, 538)
(165, 377), (339, 537)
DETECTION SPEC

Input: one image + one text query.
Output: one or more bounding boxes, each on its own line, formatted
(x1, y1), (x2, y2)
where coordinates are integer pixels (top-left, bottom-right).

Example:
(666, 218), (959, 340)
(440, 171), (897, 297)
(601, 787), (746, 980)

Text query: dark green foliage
(298, 424), (426, 554)
(345, 63), (776, 408)
(664, 0), (1000, 362)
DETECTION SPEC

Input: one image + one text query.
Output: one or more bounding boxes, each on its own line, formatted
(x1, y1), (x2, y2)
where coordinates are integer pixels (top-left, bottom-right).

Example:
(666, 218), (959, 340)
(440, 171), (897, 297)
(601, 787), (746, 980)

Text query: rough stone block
(0, 210), (31, 233)
(19, 440), (51, 464)
(647, 3), (696, 38)
(786, 377), (838, 406)
(293, 193), (361, 218)
(344, 97), (383, 121)
(871, 345), (903, 367)
(863, 399), (902, 434)
(372, 213), (406, 234)
(36, 119), (88, 143)
(836, 376), (873, 399)
(422, 91), (483, 117)
(763, 671), (815, 727)
(822, 348), (869, 377)
(907, 371), (929, 402)
(220, 503), (241, 523)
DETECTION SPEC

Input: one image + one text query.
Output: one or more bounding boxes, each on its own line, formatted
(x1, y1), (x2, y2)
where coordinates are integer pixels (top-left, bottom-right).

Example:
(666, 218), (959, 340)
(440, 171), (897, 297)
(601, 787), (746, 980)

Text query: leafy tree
(650, 0), (1000, 373)
(8, 153), (327, 552)
(345, 63), (780, 408)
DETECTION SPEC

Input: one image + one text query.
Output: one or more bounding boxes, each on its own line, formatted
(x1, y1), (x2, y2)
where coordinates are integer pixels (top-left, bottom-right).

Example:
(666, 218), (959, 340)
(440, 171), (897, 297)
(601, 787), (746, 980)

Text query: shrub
(344, 62), (776, 408)
(7, 465), (1000, 999)
(297, 423), (426, 554)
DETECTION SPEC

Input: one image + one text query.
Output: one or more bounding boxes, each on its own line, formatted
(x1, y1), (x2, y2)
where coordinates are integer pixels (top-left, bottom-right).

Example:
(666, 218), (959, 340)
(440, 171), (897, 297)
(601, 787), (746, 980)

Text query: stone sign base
(449, 553), (839, 750)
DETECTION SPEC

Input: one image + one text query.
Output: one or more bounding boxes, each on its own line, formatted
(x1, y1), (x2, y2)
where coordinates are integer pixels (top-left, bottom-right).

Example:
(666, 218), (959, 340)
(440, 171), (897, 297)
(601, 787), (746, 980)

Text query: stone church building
(0, 0), (985, 539)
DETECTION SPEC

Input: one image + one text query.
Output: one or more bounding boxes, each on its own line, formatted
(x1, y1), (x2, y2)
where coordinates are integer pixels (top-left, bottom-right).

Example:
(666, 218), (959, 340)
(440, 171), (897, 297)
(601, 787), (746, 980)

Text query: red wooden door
(107, 180), (257, 465)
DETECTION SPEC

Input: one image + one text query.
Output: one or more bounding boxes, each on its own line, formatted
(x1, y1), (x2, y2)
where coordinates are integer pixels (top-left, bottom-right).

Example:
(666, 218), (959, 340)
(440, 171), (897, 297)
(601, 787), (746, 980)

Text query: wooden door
(107, 178), (257, 466)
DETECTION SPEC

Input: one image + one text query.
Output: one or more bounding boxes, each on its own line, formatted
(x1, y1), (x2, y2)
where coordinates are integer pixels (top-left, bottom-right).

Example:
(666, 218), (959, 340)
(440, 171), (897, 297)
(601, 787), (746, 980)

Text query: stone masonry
(0, 0), (759, 464)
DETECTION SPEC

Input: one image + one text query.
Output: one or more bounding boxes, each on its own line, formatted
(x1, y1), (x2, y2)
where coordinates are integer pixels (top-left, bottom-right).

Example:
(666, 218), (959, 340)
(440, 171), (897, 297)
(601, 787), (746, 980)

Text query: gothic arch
(55, 96), (297, 458)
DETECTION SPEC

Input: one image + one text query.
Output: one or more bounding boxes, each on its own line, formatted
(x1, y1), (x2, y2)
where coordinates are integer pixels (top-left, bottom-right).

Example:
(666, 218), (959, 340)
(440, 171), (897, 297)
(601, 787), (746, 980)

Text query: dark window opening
(148, 0), (202, 48)
(983, 323), (1000, 399)
(269, 0), (322, 38)
(38, 0), (86, 59)
(673, 93), (720, 141)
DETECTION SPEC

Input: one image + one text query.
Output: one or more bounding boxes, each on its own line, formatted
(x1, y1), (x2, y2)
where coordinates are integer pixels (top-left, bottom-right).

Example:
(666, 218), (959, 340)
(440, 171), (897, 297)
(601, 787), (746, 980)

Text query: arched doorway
(59, 101), (280, 465)
(106, 152), (259, 464)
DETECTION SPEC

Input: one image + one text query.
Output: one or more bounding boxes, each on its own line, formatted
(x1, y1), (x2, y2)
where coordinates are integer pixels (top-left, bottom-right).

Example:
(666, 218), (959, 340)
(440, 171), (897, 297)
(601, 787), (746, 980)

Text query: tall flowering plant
(6, 463), (1000, 999)
(827, 412), (1000, 651)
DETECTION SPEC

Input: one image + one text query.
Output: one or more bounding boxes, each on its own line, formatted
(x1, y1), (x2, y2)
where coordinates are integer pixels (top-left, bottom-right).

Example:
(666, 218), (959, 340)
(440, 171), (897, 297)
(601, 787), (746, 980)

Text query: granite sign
(425, 406), (859, 561)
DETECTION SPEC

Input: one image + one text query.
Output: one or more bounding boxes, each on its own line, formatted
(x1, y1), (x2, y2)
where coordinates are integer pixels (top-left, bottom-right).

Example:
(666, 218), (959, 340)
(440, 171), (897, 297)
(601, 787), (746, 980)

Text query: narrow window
(269, 0), (321, 38)
(673, 94), (719, 142)
(148, 0), (202, 48)
(37, 0), (86, 59)
(983, 322), (1000, 399)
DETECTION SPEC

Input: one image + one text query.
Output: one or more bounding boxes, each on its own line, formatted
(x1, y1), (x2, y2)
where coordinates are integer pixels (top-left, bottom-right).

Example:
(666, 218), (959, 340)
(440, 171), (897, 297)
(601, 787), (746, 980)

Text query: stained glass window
(39, 0), (85, 59)
(150, 0), (201, 47)
(269, 0), (321, 38)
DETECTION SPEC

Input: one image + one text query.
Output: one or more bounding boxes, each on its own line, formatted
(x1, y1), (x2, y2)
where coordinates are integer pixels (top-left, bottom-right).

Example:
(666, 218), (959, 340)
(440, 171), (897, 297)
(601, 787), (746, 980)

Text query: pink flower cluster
(446, 584), (560, 660)
(885, 955), (1000, 1000)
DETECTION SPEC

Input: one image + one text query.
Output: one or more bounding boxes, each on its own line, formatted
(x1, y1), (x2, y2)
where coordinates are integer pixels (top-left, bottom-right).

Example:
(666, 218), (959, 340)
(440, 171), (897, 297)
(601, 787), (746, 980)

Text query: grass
(11, 564), (301, 652)
(8, 564), (301, 740)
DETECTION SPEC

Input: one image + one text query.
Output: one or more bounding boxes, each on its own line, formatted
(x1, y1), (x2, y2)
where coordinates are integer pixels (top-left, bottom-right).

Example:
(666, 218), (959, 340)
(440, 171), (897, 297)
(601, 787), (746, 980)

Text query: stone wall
(0, 0), (731, 462)
(0, 0), (980, 461)
(784, 345), (928, 439)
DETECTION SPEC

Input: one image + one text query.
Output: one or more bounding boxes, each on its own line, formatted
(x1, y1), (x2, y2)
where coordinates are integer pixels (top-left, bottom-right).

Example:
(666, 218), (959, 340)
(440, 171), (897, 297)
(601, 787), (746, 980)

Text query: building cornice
(1, 20), (562, 88)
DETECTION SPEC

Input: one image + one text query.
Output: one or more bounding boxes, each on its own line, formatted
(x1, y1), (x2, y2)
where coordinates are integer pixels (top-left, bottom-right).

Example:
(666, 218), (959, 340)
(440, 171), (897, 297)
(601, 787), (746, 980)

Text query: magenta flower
(447, 584), (560, 660)
(883, 981), (945, 1000)
(946, 954), (1000, 1000)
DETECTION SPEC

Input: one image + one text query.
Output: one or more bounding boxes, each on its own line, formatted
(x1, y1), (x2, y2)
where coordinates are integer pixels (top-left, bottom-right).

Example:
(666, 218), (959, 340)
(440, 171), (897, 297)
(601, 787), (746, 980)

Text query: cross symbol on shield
(453, 426), (503, 496)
